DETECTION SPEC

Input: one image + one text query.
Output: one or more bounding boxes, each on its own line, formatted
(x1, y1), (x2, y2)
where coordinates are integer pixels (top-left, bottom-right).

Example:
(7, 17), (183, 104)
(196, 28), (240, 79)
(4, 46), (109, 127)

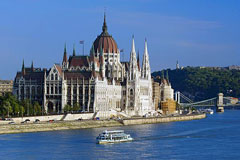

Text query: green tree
(12, 102), (20, 116)
(21, 99), (31, 116)
(33, 102), (41, 116)
(73, 103), (80, 112)
(19, 105), (25, 118)
(63, 104), (72, 113)
(3, 101), (12, 117)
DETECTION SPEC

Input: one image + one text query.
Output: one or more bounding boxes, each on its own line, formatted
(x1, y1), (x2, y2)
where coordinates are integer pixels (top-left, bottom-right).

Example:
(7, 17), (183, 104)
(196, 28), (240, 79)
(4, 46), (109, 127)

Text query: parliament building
(13, 15), (174, 117)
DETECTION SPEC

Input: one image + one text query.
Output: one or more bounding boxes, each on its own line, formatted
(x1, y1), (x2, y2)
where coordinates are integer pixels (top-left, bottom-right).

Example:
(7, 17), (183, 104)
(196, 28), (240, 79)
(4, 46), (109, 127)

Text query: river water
(0, 110), (240, 160)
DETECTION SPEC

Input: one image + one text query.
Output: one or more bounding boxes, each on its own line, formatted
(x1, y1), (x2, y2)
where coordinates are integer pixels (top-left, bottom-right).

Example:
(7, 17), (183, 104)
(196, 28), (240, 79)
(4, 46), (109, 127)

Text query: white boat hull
(97, 138), (133, 144)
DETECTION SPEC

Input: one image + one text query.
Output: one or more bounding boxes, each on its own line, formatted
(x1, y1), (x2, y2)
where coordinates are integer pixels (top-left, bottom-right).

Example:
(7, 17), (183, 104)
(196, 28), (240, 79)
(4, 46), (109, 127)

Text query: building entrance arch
(47, 101), (54, 114)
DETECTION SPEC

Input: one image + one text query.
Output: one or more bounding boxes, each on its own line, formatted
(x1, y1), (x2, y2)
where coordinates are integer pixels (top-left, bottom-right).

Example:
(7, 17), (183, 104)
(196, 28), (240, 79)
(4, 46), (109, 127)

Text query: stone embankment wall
(0, 114), (206, 135)
(0, 120), (121, 134)
(121, 114), (206, 125)
(9, 113), (94, 123)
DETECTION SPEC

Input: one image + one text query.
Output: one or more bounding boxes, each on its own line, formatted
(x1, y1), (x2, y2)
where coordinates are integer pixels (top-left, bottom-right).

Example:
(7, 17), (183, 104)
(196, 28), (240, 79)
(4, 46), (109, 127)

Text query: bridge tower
(217, 93), (224, 112)
(174, 91), (180, 104)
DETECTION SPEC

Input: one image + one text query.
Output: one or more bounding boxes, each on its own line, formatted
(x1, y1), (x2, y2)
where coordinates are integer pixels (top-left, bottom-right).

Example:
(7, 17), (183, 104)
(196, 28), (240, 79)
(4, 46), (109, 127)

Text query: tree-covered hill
(152, 67), (240, 101)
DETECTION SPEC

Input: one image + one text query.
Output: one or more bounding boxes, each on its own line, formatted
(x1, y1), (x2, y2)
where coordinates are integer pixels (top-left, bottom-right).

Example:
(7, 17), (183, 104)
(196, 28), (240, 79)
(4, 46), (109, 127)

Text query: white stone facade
(13, 15), (155, 117)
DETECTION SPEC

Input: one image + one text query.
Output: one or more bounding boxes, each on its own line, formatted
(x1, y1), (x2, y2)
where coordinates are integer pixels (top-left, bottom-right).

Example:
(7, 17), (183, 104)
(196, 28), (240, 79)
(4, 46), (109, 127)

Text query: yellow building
(152, 79), (160, 110)
(0, 80), (13, 96)
(161, 99), (177, 115)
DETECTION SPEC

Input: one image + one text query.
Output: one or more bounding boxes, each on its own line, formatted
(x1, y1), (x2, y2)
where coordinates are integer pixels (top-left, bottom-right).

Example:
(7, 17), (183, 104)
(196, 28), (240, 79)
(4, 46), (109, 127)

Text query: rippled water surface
(1, 110), (240, 160)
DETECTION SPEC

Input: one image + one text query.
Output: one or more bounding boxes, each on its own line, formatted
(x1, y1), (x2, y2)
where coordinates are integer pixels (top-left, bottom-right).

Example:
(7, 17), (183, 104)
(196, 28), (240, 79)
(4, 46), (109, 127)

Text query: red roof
(69, 56), (90, 68)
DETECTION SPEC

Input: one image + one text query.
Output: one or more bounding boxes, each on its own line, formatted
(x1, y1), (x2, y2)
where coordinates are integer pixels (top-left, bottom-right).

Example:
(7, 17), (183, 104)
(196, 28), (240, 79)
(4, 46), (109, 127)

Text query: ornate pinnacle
(102, 12), (108, 33)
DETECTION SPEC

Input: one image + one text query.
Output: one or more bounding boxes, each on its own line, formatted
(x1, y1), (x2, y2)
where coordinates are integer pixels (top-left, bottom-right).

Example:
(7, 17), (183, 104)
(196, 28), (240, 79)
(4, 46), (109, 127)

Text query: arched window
(130, 102), (133, 107)
(32, 86), (35, 95)
(55, 86), (58, 94)
(47, 85), (49, 94)
(130, 88), (134, 95)
(51, 85), (54, 94)
(51, 74), (54, 80)
(37, 86), (41, 95)
(59, 86), (62, 94)
(55, 74), (58, 80)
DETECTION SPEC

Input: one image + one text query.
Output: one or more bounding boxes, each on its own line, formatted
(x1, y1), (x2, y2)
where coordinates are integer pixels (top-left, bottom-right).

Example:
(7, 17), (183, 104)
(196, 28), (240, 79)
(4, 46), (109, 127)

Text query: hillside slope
(152, 67), (240, 101)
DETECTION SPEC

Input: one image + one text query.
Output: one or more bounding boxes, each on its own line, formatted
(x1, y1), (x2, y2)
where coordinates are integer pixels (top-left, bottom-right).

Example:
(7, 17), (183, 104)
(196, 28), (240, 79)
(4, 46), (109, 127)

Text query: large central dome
(93, 15), (118, 53)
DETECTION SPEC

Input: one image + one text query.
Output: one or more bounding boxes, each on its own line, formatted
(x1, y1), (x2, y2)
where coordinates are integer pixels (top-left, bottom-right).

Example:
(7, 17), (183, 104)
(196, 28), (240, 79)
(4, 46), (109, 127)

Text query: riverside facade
(13, 15), (174, 117)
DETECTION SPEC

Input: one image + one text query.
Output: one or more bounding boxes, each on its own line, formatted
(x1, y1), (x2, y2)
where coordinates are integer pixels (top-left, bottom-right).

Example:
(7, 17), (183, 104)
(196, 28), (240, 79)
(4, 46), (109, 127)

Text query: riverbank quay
(0, 113), (206, 135)
(120, 113), (206, 125)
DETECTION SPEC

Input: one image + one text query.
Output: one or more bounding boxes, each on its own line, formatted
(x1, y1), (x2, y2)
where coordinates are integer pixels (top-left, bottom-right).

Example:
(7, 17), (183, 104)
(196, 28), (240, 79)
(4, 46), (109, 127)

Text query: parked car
(25, 119), (30, 122)
(49, 119), (56, 123)
(8, 122), (15, 124)
(34, 119), (40, 123)
(77, 118), (83, 121)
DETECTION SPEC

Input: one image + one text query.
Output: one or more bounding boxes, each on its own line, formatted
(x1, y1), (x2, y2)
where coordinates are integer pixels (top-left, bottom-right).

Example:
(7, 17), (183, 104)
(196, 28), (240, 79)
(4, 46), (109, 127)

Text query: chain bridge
(175, 92), (240, 112)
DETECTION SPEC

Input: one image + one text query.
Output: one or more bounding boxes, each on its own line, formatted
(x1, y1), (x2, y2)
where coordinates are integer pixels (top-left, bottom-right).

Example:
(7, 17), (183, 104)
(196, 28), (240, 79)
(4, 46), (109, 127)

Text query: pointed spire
(137, 50), (140, 71)
(22, 59), (25, 75)
(141, 38), (151, 80)
(137, 50), (140, 61)
(144, 38), (148, 55)
(73, 44), (76, 56)
(64, 43), (67, 54)
(131, 35), (136, 53)
(63, 43), (68, 63)
(31, 61), (34, 72)
(129, 35), (138, 80)
(102, 11), (108, 34)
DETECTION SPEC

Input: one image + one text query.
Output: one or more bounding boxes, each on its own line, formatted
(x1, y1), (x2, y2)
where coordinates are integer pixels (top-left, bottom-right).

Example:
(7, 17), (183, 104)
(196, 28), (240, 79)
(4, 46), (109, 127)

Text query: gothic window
(73, 86), (77, 95)
(67, 87), (71, 95)
(130, 89), (134, 96)
(79, 86), (83, 99)
(51, 85), (54, 94)
(59, 86), (62, 94)
(21, 86), (24, 99)
(123, 90), (126, 95)
(37, 86), (41, 95)
(67, 86), (71, 102)
(130, 102), (133, 107)
(32, 86), (35, 96)
(47, 85), (49, 94)
(91, 86), (94, 97)
(51, 74), (54, 80)
(26, 87), (30, 99)
(55, 86), (58, 94)
(55, 74), (58, 80)
(85, 86), (89, 95)
(85, 101), (88, 108)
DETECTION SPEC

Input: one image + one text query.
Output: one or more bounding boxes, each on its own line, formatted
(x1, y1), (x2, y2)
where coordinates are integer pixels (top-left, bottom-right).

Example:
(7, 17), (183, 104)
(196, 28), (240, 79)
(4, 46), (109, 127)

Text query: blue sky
(0, 0), (239, 80)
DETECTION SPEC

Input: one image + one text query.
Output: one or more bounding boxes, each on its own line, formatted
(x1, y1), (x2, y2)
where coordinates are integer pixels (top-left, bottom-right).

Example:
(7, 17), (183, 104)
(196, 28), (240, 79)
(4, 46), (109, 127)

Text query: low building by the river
(152, 73), (176, 114)
(0, 80), (13, 96)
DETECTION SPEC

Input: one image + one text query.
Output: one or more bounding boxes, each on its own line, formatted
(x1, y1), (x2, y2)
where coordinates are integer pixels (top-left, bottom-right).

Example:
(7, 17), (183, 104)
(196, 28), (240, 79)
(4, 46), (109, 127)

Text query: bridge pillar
(217, 93), (224, 112)
(174, 91), (180, 104)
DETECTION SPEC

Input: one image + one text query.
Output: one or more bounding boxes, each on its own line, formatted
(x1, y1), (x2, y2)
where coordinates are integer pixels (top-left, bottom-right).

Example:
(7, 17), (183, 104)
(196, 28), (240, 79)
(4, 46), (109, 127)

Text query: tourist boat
(200, 108), (214, 114)
(207, 109), (214, 115)
(96, 130), (133, 144)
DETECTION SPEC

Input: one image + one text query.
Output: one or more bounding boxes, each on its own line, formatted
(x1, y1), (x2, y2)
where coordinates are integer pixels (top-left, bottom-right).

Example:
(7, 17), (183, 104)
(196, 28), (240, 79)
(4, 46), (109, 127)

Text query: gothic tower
(141, 39), (151, 80)
(62, 43), (68, 70)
